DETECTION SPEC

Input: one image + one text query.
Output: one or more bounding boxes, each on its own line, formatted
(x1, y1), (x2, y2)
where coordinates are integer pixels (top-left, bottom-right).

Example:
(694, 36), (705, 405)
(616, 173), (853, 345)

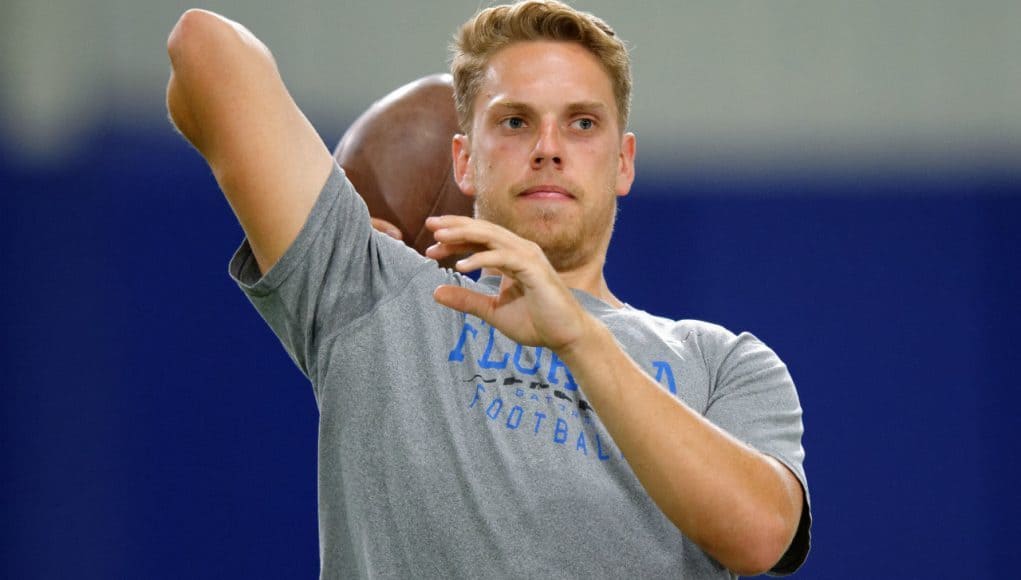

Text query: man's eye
(502, 117), (526, 129)
(573, 118), (595, 130)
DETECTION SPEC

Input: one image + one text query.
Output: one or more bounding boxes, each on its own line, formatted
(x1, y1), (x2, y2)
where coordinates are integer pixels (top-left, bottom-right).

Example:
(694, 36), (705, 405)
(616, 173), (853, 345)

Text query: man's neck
(558, 264), (623, 309)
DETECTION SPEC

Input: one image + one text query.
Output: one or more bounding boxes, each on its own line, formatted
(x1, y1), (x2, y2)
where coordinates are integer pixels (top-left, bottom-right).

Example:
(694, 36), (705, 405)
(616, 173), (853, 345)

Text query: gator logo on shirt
(447, 314), (679, 461)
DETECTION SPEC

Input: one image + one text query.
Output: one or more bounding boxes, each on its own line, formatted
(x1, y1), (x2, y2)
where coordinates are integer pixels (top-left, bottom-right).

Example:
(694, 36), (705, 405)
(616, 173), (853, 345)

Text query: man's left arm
(557, 319), (805, 576)
(425, 215), (803, 576)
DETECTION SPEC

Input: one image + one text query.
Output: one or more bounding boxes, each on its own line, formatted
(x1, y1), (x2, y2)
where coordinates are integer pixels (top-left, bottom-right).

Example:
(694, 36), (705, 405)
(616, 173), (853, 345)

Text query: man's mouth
(518, 185), (575, 200)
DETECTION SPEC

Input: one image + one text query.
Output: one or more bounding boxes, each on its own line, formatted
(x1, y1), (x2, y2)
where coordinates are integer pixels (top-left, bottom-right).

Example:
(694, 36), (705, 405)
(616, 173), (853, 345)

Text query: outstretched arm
(166, 9), (334, 274)
(426, 215), (804, 576)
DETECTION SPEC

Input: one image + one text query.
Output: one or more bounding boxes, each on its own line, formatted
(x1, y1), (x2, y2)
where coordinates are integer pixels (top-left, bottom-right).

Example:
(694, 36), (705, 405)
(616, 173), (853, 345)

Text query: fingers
(427, 215), (518, 248)
(433, 285), (493, 319)
(426, 215), (497, 266)
(429, 215), (582, 349)
(370, 217), (402, 240)
(454, 249), (524, 275)
(426, 215), (549, 285)
(426, 216), (507, 265)
(425, 241), (484, 262)
(425, 215), (474, 231)
(427, 215), (538, 258)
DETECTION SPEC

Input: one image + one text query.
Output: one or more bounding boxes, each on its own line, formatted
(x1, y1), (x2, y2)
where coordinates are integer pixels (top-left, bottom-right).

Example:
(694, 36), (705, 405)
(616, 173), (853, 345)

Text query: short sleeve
(702, 330), (811, 575)
(228, 162), (433, 386)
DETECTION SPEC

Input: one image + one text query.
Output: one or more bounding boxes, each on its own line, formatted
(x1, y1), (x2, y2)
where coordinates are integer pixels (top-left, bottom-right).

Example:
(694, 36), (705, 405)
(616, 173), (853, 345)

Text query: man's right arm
(166, 9), (334, 275)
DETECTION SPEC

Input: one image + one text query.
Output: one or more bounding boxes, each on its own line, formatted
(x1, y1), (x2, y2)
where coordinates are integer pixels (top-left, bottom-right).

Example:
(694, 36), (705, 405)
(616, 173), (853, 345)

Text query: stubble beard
(472, 167), (618, 273)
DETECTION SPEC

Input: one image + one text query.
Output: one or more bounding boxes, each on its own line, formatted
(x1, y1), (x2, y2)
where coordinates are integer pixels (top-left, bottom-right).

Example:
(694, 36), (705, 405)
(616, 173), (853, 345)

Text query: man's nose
(531, 119), (563, 169)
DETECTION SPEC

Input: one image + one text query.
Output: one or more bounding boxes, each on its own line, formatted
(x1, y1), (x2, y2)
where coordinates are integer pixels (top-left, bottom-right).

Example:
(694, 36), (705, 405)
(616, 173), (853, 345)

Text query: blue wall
(3, 127), (1018, 578)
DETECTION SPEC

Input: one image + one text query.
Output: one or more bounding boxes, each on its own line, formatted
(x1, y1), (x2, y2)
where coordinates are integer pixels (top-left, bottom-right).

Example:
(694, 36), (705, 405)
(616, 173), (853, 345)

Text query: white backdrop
(2, 0), (1018, 173)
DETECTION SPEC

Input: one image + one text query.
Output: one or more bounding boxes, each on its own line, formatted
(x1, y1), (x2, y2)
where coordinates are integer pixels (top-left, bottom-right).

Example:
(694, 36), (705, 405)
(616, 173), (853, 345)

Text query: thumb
(433, 285), (492, 320)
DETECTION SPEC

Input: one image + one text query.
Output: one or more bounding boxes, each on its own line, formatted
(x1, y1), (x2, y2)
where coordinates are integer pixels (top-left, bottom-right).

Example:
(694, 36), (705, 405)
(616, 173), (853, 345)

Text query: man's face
(453, 40), (636, 272)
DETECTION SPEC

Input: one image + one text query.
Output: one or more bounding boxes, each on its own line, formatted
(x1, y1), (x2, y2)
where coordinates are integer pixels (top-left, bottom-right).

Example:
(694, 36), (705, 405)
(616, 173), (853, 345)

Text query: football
(333, 73), (473, 264)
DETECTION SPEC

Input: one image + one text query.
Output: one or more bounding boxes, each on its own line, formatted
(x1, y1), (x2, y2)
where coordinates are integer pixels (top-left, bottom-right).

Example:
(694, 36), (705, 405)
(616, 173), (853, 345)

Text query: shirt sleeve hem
(227, 163), (346, 297)
(765, 452), (812, 575)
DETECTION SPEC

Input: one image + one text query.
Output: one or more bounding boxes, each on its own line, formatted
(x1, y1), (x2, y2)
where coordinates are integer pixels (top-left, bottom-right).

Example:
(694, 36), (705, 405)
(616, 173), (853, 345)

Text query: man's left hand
(425, 215), (591, 352)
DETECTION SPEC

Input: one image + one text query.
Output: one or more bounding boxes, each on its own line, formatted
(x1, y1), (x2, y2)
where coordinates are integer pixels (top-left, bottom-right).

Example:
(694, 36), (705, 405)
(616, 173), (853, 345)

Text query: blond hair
(450, 0), (631, 133)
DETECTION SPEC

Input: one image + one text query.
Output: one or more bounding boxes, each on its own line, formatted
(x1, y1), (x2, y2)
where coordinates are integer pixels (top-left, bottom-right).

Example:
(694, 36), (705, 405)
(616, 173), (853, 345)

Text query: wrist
(556, 312), (614, 366)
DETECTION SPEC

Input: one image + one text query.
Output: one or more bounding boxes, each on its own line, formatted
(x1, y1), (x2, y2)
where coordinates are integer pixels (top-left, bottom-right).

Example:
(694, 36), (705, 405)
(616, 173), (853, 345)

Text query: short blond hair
(450, 0), (631, 133)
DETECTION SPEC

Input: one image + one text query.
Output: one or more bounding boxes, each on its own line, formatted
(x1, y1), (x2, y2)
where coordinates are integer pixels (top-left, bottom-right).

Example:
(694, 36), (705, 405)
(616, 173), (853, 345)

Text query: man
(166, 1), (810, 577)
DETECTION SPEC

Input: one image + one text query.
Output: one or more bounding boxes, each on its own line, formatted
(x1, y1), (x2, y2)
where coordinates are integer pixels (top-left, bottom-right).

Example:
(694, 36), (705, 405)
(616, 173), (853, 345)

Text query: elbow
(168, 9), (267, 66)
(165, 11), (207, 145)
(722, 506), (800, 576)
(167, 9), (219, 64)
(724, 458), (806, 575)
(165, 9), (233, 148)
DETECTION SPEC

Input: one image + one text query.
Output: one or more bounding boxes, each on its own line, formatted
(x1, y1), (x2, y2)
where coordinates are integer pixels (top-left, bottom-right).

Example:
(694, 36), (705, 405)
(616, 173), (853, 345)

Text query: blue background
(3, 125), (1019, 578)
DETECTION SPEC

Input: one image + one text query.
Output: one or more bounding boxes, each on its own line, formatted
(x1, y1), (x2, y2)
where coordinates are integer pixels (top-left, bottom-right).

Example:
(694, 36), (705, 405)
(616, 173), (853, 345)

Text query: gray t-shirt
(230, 164), (811, 579)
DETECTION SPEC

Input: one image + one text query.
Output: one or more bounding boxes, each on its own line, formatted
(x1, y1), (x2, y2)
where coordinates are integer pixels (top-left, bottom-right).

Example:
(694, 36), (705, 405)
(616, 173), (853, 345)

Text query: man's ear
(615, 131), (637, 197)
(452, 133), (476, 197)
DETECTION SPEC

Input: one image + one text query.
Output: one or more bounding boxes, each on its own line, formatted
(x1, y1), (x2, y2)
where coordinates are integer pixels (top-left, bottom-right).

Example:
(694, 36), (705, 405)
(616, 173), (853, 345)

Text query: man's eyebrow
(489, 101), (537, 114)
(565, 101), (609, 115)
(488, 100), (610, 115)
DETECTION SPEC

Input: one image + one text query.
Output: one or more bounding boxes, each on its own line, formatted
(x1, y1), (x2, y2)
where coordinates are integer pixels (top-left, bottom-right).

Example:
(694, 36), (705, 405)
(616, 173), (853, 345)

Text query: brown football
(333, 73), (473, 265)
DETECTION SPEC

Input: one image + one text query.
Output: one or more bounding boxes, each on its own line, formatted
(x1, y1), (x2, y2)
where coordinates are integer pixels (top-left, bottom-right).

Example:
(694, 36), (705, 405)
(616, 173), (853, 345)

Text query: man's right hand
(166, 9), (334, 275)
(370, 218), (403, 241)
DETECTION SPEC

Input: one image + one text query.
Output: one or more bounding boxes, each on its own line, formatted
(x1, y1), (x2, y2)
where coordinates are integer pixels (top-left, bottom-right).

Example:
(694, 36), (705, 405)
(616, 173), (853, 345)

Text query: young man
(167, 1), (810, 577)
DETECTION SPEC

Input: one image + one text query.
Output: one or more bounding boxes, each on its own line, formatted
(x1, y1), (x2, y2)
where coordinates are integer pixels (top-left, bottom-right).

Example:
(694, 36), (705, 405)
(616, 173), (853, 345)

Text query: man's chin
(542, 246), (588, 272)
(478, 211), (588, 270)
(530, 231), (589, 271)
